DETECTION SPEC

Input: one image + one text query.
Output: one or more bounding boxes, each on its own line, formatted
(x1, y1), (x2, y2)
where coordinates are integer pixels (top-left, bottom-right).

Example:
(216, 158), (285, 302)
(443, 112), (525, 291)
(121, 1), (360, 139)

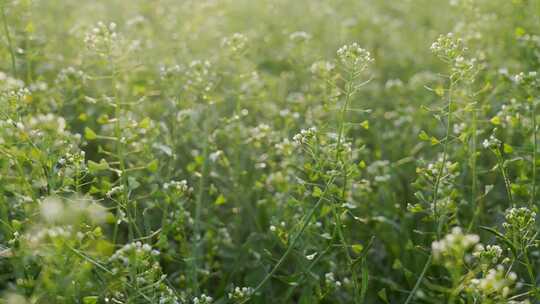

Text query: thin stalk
(531, 100), (537, 208)
(333, 68), (361, 301)
(238, 176), (336, 304)
(1, 2), (16, 77)
(404, 81), (455, 304)
(432, 81), (454, 219)
(110, 56), (136, 243)
(468, 105), (479, 231)
(523, 247), (537, 298)
(192, 119), (210, 294)
(495, 151), (513, 205)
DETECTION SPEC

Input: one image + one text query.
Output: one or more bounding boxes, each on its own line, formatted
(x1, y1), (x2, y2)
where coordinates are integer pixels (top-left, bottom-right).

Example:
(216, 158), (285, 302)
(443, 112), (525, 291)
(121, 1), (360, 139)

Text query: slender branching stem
(238, 176), (336, 304)
(404, 80), (455, 304)
(333, 67), (361, 302)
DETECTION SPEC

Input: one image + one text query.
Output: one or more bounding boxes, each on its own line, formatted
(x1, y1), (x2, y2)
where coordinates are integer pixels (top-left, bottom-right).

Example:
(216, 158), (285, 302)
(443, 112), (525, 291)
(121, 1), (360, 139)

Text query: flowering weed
(0, 0), (539, 303)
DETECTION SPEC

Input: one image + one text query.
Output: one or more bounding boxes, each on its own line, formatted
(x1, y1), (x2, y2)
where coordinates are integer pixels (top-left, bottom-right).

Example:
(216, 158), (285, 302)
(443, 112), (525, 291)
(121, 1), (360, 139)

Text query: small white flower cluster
(24, 226), (74, 248)
(3, 87), (30, 102)
(325, 272), (342, 289)
(482, 133), (501, 149)
(289, 31), (312, 42)
(221, 33), (248, 54)
(385, 78), (404, 90)
(84, 21), (121, 56)
(184, 60), (215, 93)
(513, 71), (539, 88)
(218, 227), (233, 245)
(192, 294), (213, 304)
(473, 244), (503, 264)
(453, 55), (477, 74)
(163, 180), (190, 193)
(367, 160), (392, 184)
(209, 150), (223, 162)
(274, 138), (294, 155)
(228, 286), (254, 300)
(55, 66), (88, 84)
(449, 0), (474, 7)
(453, 122), (467, 135)
(470, 265), (517, 299)
(292, 127), (317, 146)
(430, 33), (466, 60)
(39, 196), (107, 224)
(491, 98), (523, 128)
(40, 197), (64, 223)
(158, 286), (180, 304)
(28, 81), (48, 92)
(250, 123), (272, 142)
(25, 114), (68, 137)
(57, 150), (85, 167)
(473, 244), (507, 273)
(187, 60), (212, 83)
(159, 64), (183, 80)
(431, 33), (477, 81)
(0, 118), (23, 132)
(0, 71), (25, 89)
(503, 207), (536, 233)
(432, 227), (480, 263)
(109, 241), (160, 266)
(310, 60), (335, 78)
(106, 185), (125, 198)
(336, 42), (373, 69)
(424, 155), (459, 178)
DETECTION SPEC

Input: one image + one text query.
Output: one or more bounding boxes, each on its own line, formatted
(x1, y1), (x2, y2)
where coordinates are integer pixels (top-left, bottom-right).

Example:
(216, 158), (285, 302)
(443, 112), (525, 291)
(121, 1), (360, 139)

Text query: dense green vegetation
(1, 0), (540, 303)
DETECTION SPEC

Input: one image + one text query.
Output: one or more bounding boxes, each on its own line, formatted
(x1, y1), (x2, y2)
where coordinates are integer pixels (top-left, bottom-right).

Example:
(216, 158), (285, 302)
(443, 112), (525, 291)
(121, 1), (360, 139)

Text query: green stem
(1, 2), (16, 78)
(531, 100), (536, 208)
(523, 246), (537, 299)
(192, 119), (210, 294)
(333, 68), (361, 302)
(404, 81), (455, 304)
(468, 105), (480, 231)
(238, 176), (336, 304)
(110, 56), (136, 243)
(495, 151), (513, 205)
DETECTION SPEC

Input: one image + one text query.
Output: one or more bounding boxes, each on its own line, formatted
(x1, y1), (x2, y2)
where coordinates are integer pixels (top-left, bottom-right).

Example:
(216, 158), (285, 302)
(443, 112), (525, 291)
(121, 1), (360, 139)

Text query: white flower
(337, 43), (373, 68)
(306, 252), (317, 260)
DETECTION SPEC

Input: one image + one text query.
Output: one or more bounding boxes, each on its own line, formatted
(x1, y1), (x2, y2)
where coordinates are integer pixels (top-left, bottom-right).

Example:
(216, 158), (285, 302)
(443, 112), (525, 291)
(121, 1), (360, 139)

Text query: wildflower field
(2, 0), (540, 303)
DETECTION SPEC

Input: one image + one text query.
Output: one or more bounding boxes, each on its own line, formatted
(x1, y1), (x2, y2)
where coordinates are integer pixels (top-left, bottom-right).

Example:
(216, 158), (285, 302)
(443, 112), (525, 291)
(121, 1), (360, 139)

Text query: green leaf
(320, 205), (332, 217)
(378, 289), (389, 304)
(418, 130), (430, 141)
(128, 176), (140, 190)
(139, 117), (151, 129)
(360, 120), (369, 130)
(84, 127), (98, 140)
(352, 244), (364, 254)
(312, 186), (323, 198)
(147, 159), (159, 172)
(435, 85), (445, 97)
(515, 27), (526, 37)
(214, 194), (227, 206)
(83, 296), (98, 304)
(360, 258), (369, 303)
(490, 116), (501, 125)
(358, 160), (366, 169)
(88, 159), (110, 173)
(407, 203), (424, 213)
